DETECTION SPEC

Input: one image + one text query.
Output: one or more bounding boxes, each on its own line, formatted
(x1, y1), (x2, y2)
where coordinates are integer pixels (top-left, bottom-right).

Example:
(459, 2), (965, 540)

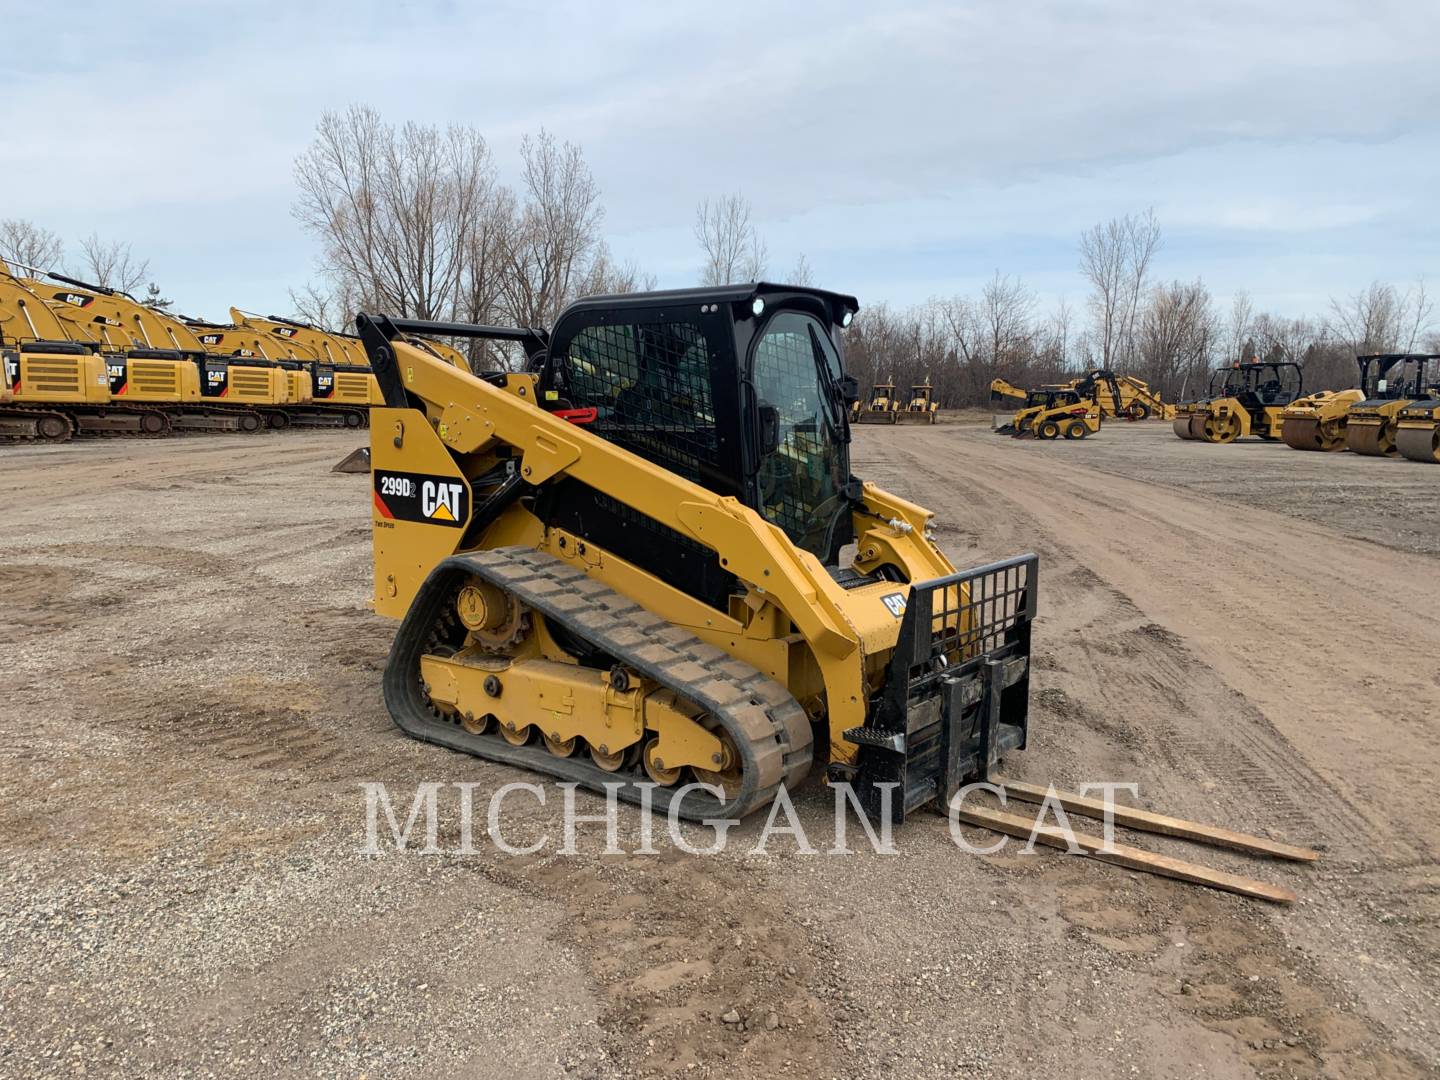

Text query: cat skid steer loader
(360, 285), (1038, 825)
(357, 283), (1318, 899)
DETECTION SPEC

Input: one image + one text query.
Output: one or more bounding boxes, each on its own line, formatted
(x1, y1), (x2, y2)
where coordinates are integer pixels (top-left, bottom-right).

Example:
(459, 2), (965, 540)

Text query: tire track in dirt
(877, 430), (1435, 864)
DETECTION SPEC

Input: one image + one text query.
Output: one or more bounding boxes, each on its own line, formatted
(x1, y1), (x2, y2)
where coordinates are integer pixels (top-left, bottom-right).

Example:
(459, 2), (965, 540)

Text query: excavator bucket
(332, 446), (371, 473)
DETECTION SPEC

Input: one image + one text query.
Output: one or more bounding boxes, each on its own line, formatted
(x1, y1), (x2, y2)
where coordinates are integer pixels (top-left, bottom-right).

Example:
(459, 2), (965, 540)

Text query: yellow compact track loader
(1345, 353), (1438, 457)
(897, 376), (939, 424)
(358, 284), (1038, 824)
(1396, 359), (1440, 462)
(1185, 361), (1302, 443)
(853, 378), (901, 424)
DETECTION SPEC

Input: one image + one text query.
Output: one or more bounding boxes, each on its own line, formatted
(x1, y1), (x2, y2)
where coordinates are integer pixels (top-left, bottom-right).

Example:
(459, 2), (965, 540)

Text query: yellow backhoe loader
(357, 285), (1038, 824)
(988, 377), (1028, 404)
(897, 376), (939, 424)
(1080, 369), (1175, 421)
(852, 377), (901, 424)
(1184, 361), (1302, 443)
(1344, 353), (1438, 457)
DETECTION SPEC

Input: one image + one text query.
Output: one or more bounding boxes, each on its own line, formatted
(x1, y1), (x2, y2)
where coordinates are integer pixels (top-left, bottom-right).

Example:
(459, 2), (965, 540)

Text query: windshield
(751, 311), (849, 560)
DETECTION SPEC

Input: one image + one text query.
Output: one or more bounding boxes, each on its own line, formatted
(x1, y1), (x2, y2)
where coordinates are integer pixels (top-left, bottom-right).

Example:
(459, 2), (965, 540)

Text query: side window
(563, 319), (718, 484)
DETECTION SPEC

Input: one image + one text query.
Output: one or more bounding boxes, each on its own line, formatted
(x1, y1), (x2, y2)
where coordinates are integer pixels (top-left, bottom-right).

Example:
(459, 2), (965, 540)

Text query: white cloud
(4, 0), (1437, 319)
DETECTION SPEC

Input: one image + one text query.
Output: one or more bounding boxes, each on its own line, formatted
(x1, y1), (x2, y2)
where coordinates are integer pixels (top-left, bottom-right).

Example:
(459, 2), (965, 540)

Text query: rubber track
(384, 546), (814, 821)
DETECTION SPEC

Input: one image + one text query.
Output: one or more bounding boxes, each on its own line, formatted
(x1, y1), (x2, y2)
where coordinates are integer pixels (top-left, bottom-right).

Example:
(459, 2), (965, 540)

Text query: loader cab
(537, 283), (860, 569)
(1228, 362), (1301, 409)
(1358, 353), (1440, 403)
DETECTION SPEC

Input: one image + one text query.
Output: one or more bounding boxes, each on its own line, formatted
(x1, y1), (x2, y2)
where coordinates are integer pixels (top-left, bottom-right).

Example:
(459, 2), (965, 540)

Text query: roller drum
(1396, 425), (1440, 463)
(1346, 421), (1395, 456)
(1282, 416), (1346, 452)
(1173, 415), (1197, 440)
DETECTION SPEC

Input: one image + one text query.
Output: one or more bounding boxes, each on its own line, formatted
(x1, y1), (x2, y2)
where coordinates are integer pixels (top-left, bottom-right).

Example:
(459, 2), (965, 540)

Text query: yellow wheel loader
(1188, 361), (1302, 443)
(853, 377), (901, 424)
(357, 285), (1038, 824)
(897, 376), (939, 424)
(1345, 353), (1438, 457)
(1395, 359), (1440, 462)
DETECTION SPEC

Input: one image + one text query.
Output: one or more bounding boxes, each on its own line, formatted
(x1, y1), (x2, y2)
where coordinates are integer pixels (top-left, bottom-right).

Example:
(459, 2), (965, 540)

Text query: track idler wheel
(642, 736), (683, 786)
(37, 414), (72, 442)
(1396, 425), (1440, 463)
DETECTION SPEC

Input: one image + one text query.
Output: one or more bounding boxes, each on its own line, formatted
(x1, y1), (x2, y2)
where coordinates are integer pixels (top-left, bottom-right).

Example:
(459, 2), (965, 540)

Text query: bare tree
(1324, 280), (1431, 354)
(787, 253), (815, 287)
(1079, 209), (1161, 368)
(1226, 289), (1254, 363)
(695, 194), (766, 285)
(495, 130), (605, 328)
(0, 219), (63, 271)
(74, 234), (149, 293)
(1139, 279), (1217, 396)
(294, 105), (496, 320)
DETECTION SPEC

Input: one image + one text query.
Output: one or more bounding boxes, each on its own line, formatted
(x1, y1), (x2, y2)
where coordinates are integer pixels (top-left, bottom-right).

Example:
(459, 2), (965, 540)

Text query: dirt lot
(2, 422), (1437, 1079)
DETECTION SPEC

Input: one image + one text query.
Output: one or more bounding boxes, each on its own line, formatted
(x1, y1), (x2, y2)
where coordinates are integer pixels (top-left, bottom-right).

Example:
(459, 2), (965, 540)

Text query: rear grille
(24, 360), (82, 393)
(229, 370), (272, 398)
(131, 361), (180, 396)
(334, 373), (370, 402)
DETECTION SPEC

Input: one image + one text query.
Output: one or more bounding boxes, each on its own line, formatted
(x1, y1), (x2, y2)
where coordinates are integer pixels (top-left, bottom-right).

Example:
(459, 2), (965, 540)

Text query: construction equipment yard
(2, 420), (1437, 1080)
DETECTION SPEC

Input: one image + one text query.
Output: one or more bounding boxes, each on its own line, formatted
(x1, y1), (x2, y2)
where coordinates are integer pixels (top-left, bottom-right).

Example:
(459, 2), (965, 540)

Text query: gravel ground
(1, 425), (1436, 1079)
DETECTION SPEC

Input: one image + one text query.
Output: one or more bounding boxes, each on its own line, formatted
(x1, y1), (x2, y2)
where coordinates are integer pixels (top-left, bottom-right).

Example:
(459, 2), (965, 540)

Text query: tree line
(0, 220), (171, 308)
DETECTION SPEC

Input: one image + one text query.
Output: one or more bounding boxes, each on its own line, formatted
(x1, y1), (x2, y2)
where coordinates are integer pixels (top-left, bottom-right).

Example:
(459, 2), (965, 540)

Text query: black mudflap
(846, 554), (1037, 824)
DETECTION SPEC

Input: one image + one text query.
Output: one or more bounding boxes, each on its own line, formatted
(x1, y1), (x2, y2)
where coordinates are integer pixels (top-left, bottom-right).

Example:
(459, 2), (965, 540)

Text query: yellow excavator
(357, 285), (1038, 823)
(852, 377), (901, 424)
(898, 376), (939, 424)
(1344, 353), (1438, 457)
(21, 271), (284, 433)
(1182, 361), (1302, 443)
(0, 263), (175, 439)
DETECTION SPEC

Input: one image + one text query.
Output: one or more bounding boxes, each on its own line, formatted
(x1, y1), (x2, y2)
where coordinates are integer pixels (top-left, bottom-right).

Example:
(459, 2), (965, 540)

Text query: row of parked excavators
(0, 259), (466, 442)
(1173, 354), (1440, 463)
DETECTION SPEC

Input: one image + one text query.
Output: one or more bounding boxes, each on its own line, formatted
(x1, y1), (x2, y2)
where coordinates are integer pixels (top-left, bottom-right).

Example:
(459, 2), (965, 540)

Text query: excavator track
(384, 546), (814, 821)
(1396, 424), (1440, 463)
(69, 406), (172, 438)
(0, 408), (73, 442)
(1280, 416), (1347, 451)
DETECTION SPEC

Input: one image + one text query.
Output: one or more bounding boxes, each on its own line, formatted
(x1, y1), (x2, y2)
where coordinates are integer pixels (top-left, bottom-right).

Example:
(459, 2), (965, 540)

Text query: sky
(8, 0), (1439, 323)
